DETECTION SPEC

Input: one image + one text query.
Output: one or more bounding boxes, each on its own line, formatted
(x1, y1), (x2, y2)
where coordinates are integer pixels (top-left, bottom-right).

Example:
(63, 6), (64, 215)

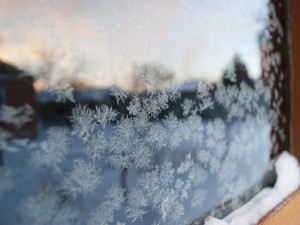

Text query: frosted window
(0, 0), (288, 225)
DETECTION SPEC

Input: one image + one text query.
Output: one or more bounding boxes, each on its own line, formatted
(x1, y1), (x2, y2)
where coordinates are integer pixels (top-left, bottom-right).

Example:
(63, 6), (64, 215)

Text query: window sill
(258, 186), (300, 225)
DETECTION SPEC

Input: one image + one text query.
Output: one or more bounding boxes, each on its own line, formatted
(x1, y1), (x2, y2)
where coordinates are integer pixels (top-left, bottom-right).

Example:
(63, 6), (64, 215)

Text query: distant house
(0, 61), (37, 138)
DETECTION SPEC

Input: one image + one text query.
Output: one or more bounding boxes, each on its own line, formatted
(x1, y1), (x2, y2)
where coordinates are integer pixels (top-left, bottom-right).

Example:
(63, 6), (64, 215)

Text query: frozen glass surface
(0, 1), (287, 224)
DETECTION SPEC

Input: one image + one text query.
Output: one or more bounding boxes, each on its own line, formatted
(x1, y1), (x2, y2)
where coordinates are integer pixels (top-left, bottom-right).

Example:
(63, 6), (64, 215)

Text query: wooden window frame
(257, 0), (300, 224)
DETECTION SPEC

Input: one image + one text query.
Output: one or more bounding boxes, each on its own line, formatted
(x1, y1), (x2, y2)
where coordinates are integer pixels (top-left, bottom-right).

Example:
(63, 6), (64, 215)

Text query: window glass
(0, 0), (287, 224)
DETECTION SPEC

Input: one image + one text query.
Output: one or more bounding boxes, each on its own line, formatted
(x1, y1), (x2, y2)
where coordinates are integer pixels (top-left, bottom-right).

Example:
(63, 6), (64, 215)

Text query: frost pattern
(30, 127), (70, 173)
(63, 159), (101, 199)
(191, 189), (207, 209)
(110, 86), (128, 104)
(88, 185), (124, 225)
(47, 85), (75, 103)
(70, 105), (96, 142)
(2, 73), (278, 224)
(0, 104), (33, 128)
(94, 105), (118, 128)
(19, 190), (79, 225)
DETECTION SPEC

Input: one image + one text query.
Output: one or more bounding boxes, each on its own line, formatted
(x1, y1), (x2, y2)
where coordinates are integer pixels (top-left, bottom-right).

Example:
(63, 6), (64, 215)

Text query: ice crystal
(188, 165), (208, 185)
(132, 139), (153, 169)
(127, 95), (143, 117)
(30, 127), (70, 173)
(177, 153), (194, 174)
(143, 94), (168, 118)
(94, 105), (118, 128)
(181, 98), (194, 117)
(63, 160), (101, 199)
(197, 149), (211, 168)
(138, 161), (175, 209)
(48, 86), (75, 103)
(110, 86), (128, 104)
(83, 132), (107, 161)
(161, 189), (184, 223)
(166, 85), (181, 101)
(125, 188), (148, 222)
(191, 189), (207, 209)
(88, 185), (124, 225)
(146, 124), (168, 150)
(19, 190), (78, 225)
(0, 104), (33, 128)
(70, 105), (96, 142)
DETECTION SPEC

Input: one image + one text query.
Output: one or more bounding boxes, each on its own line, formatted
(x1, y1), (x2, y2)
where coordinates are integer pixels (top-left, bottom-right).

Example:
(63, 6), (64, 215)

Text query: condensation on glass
(0, 0), (288, 225)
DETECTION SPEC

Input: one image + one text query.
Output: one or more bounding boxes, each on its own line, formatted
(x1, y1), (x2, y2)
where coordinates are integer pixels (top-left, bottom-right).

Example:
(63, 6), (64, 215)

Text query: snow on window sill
(204, 151), (300, 225)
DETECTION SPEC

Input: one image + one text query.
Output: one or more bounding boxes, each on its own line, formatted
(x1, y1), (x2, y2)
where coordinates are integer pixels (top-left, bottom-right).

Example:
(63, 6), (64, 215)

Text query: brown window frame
(257, 0), (300, 224)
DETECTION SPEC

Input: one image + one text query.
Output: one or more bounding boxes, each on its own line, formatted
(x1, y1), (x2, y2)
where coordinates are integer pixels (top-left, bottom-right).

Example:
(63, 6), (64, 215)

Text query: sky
(0, 0), (269, 89)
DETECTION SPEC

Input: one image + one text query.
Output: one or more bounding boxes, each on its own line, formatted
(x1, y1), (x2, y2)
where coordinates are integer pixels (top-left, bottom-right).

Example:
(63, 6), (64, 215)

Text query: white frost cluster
(31, 127), (70, 173)
(0, 104), (33, 128)
(63, 159), (101, 199)
(19, 190), (79, 225)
